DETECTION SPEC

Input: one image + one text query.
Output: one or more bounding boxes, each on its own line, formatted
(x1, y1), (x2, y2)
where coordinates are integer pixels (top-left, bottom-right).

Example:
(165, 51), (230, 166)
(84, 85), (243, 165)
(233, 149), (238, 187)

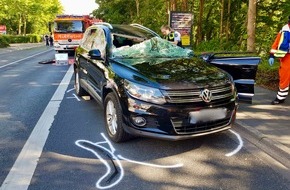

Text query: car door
(86, 26), (109, 103)
(75, 28), (94, 91)
(204, 53), (261, 103)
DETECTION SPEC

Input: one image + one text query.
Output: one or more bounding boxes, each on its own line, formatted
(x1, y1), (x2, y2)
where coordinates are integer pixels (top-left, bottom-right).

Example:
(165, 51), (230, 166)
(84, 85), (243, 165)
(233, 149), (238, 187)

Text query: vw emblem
(200, 89), (212, 103)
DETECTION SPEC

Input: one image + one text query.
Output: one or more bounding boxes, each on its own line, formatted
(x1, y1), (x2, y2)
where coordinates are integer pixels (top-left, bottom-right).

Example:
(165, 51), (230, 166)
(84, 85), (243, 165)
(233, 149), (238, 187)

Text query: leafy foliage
(0, 0), (63, 35)
(0, 35), (9, 48)
(93, 0), (289, 89)
(94, 0), (289, 53)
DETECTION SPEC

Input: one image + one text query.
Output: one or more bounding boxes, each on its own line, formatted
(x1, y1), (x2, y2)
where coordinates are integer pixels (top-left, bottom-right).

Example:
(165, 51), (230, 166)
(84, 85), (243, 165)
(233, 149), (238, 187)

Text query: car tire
(74, 69), (88, 96)
(104, 92), (131, 143)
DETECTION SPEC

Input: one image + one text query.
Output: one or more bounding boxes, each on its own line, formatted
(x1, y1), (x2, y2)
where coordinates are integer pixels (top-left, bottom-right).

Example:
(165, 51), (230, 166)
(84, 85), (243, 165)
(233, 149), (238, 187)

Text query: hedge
(0, 34), (42, 45)
(0, 35), (10, 48)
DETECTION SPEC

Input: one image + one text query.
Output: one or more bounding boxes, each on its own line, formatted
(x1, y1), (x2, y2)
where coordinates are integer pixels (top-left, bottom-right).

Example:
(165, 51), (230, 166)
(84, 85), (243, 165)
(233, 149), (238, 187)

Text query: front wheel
(74, 69), (88, 96)
(104, 92), (131, 142)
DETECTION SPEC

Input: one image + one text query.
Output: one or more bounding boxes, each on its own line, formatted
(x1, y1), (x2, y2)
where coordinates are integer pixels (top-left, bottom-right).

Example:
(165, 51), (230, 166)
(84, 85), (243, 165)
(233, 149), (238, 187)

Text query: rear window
(111, 25), (156, 48)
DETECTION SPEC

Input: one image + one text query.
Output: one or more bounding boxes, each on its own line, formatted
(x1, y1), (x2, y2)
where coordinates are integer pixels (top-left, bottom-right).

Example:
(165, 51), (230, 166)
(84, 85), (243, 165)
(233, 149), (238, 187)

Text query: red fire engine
(51, 15), (101, 52)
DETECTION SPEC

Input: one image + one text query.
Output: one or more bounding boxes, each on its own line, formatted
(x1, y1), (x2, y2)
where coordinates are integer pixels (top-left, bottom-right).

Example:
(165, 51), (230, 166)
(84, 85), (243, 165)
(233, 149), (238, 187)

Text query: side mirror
(88, 49), (103, 60)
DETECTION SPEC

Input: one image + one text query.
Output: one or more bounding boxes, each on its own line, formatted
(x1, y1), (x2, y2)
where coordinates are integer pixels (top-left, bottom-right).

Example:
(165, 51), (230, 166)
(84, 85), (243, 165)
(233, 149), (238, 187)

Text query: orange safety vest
(270, 24), (290, 57)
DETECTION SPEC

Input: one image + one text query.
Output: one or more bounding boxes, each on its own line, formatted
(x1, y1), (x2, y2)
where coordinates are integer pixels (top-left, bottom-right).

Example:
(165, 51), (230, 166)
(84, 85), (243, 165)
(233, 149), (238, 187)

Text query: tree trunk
(226, 0), (231, 42)
(247, 0), (257, 52)
(205, 5), (213, 40)
(220, 0), (224, 39)
(170, 0), (177, 11)
(135, 0), (140, 17)
(18, 13), (22, 35)
(196, 0), (204, 45)
(182, 0), (188, 11)
(23, 14), (27, 36)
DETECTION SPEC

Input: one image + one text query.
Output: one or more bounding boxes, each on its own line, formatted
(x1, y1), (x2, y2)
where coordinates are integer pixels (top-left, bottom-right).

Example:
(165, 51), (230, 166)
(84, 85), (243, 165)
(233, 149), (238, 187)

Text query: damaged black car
(74, 23), (260, 142)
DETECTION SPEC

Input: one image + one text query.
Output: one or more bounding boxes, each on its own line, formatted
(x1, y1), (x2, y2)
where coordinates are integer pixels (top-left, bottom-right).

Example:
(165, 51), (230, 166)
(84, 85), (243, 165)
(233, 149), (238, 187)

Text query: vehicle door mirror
(88, 49), (103, 60)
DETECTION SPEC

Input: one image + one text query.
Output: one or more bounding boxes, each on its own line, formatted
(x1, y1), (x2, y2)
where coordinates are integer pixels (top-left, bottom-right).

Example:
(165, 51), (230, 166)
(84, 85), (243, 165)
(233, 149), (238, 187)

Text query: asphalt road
(0, 47), (289, 190)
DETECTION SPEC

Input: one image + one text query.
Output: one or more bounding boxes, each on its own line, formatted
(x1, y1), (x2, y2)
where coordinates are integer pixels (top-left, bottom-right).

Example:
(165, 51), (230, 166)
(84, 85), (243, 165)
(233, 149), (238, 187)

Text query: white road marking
(76, 133), (183, 189)
(225, 129), (244, 157)
(117, 155), (183, 168)
(0, 49), (53, 69)
(66, 94), (81, 102)
(0, 65), (74, 190)
(73, 93), (81, 101)
(66, 88), (75, 93)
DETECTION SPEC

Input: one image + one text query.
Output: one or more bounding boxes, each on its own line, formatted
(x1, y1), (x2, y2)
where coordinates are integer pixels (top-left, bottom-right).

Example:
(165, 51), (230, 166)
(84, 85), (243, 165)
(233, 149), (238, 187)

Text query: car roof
(92, 23), (157, 40)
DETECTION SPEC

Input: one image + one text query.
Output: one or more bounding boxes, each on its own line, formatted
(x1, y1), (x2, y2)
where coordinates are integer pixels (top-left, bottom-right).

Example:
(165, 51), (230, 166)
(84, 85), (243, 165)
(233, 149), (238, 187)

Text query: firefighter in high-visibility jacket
(161, 25), (182, 47)
(268, 16), (290, 105)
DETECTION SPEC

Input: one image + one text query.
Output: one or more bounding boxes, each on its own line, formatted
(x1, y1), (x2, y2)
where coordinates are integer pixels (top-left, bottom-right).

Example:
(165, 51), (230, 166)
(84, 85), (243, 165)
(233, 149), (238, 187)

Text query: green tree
(0, 0), (63, 35)
(93, 0), (290, 53)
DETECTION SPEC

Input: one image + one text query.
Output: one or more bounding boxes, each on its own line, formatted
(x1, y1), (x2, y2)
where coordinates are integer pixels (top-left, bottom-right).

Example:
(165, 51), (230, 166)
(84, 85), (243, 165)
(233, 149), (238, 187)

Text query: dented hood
(111, 57), (230, 90)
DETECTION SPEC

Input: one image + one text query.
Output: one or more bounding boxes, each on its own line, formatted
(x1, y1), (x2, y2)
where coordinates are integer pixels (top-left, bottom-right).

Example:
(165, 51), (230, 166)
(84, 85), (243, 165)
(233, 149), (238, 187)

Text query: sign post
(169, 12), (193, 47)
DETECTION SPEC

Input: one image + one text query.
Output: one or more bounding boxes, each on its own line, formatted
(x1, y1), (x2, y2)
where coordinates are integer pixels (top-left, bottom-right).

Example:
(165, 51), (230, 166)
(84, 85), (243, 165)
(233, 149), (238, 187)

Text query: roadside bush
(3, 34), (42, 43)
(256, 57), (279, 90)
(0, 35), (10, 48)
(193, 38), (241, 52)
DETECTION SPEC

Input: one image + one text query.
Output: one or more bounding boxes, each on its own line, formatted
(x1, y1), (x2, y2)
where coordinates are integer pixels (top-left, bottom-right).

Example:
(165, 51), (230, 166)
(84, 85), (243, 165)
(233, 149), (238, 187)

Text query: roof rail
(93, 22), (113, 29)
(130, 23), (160, 37)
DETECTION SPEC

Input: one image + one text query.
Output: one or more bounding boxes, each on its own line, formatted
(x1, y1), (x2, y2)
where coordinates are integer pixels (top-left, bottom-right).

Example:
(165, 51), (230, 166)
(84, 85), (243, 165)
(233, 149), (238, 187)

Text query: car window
(91, 28), (107, 59)
(81, 27), (107, 59)
(81, 28), (98, 50)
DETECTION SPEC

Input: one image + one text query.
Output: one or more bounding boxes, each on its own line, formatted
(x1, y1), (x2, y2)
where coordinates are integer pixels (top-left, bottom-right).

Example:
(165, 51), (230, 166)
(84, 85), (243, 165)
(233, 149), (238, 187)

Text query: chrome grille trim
(211, 92), (233, 100)
(162, 84), (233, 103)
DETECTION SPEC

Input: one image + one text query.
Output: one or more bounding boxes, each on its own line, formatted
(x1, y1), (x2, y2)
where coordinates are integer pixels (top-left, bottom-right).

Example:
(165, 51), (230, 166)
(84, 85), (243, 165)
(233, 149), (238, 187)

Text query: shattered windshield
(112, 37), (193, 58)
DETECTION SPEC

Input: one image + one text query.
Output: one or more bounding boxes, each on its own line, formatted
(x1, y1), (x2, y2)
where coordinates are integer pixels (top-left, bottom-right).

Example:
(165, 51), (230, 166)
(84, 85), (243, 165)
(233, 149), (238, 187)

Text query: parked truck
(51, 15), (101, 52)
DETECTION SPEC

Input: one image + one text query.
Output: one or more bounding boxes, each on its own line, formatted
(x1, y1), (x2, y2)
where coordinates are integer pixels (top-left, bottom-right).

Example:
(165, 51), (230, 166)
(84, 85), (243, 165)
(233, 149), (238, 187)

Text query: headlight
(124, 80), (166, 105)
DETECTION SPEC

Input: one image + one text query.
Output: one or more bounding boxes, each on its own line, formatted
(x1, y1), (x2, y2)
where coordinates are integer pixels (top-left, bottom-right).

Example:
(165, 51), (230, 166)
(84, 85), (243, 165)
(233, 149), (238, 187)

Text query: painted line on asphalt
(118, 155), (183, 168)
(225, 129), (244, 157)
(0, 49), (52, 69)
(0, 65), (74, 190)
(66, 88), (75, 93)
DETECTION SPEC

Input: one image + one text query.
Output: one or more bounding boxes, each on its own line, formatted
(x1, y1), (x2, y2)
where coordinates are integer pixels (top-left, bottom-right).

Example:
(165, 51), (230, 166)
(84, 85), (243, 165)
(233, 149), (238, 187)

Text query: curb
(235, 119), (290, 169)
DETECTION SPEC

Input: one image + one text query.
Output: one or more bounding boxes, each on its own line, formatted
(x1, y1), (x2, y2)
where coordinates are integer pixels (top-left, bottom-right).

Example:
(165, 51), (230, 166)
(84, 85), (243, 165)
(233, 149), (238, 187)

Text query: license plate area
(189, 108), (227, 124)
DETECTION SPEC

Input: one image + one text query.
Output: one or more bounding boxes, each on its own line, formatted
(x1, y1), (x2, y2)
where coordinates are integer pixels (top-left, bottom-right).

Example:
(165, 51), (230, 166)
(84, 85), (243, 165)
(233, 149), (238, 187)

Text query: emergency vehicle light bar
(56, 15), (89, 19)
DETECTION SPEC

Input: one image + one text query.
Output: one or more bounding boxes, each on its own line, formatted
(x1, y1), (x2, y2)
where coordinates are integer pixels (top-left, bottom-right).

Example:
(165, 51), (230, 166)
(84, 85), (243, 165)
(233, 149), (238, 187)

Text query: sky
(60, 0), (99, 15)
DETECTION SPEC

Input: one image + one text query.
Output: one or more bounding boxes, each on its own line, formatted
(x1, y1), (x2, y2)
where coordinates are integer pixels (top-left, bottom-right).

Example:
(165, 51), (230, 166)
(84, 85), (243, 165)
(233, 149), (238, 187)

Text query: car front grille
(171, 117), (231, 135)
(162, 84), (233, 104)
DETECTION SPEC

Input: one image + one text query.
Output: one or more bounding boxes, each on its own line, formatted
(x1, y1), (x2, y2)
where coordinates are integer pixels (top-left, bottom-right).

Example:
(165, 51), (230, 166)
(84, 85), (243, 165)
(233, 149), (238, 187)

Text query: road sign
(0, 25), (7, 34)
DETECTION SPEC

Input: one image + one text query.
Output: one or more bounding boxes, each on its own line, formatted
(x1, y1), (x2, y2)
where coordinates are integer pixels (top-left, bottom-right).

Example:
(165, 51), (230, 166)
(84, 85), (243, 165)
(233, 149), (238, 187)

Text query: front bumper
(54, 44), (79, 51)
(121, 97), (238, 141)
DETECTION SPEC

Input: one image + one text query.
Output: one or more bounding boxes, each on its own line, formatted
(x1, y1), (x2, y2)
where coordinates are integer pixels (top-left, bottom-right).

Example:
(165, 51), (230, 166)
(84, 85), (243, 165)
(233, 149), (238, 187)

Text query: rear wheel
(104, 92), (131, 142)
(74, 69), (88, 96)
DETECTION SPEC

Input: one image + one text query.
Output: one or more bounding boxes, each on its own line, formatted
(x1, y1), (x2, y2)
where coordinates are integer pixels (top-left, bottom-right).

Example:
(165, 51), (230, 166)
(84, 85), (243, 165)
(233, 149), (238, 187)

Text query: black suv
(74, 23), (260, 142)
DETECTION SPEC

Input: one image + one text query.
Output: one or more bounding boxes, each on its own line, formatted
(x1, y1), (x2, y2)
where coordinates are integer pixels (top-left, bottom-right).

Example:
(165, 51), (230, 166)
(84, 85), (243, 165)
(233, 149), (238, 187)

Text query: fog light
(131, 116), (146, 127)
